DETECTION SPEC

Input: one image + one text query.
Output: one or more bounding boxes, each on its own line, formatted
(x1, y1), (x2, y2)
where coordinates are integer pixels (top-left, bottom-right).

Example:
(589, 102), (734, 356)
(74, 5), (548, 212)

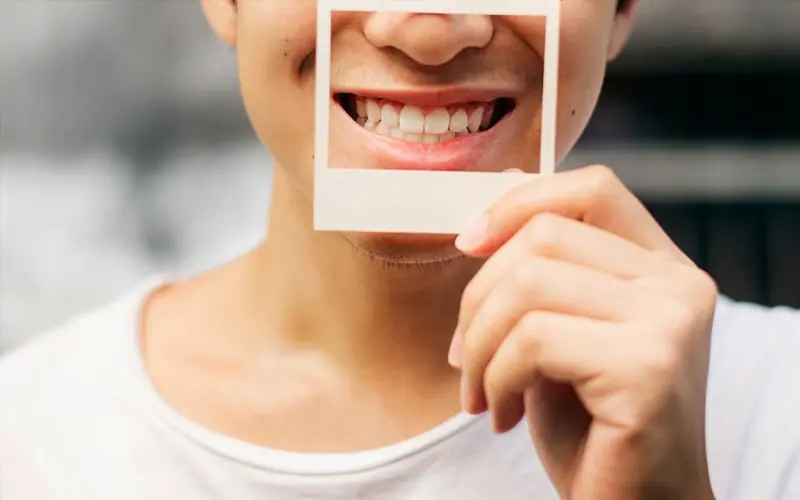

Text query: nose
(363, 13), (493, 66)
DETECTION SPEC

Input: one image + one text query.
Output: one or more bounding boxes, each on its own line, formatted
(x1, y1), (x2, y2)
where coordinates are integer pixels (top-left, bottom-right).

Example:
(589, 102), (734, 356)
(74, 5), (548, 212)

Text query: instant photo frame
(314, 0), (560, 234)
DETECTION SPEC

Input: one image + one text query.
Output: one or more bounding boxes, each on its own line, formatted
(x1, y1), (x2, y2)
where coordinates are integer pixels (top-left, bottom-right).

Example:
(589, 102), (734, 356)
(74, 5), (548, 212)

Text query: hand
(449, 165), (718, 500)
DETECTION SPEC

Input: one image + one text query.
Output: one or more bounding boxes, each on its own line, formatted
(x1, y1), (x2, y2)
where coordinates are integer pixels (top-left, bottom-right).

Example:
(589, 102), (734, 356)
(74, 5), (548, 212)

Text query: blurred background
(1, 1), (798, 351)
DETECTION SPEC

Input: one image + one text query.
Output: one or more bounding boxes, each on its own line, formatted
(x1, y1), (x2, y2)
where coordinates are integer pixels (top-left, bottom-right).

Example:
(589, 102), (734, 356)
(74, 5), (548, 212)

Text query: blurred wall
(2, 1), (799, 350)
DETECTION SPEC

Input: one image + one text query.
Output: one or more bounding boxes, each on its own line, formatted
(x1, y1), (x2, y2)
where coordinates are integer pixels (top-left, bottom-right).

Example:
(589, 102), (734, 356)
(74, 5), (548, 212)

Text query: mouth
(331, 91), (518, 172)
(335, 93), (516, 144)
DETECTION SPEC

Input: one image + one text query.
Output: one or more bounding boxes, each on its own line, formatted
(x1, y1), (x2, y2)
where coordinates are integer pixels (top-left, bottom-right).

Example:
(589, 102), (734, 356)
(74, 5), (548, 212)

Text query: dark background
(592, 58), (800, 307)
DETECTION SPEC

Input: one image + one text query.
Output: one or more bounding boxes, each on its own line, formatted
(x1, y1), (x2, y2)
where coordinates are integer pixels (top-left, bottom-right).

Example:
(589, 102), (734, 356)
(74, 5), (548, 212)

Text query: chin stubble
(344, 238), (469, 271)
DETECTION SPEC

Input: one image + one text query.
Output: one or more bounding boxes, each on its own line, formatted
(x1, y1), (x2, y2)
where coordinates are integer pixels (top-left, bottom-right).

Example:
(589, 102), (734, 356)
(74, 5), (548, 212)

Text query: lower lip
(331, 101), (513, 172)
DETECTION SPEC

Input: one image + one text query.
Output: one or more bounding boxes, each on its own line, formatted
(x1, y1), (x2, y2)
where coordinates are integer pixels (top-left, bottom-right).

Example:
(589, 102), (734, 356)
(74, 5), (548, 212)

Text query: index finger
(455, 164), (687, 260)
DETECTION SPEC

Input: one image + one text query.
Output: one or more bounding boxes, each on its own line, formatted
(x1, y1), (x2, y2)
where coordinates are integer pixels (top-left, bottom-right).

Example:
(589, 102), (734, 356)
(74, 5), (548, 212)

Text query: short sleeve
(705, 297), (800, 500)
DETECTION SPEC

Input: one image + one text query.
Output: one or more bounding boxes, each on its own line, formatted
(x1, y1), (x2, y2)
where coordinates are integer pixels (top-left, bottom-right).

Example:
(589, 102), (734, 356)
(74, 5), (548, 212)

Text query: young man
(1, 0), (798, 498)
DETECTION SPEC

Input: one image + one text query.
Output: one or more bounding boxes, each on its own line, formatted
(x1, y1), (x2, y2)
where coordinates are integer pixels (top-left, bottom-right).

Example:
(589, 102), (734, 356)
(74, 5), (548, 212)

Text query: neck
(247, 165), (481, 378)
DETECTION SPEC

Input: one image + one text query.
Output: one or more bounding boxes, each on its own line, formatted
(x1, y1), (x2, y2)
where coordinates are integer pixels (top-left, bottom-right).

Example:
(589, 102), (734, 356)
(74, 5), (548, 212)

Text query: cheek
(236, 3), (318, 193)
(554, 13), (614, 159)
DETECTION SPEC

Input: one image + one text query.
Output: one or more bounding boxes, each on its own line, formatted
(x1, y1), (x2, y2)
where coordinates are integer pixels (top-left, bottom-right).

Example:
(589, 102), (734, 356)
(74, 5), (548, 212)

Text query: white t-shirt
(0, 277), (798, 500)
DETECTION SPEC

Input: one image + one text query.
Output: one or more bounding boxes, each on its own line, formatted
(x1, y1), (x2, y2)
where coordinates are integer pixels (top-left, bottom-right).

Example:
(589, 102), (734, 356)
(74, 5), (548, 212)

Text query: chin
(342, 231), (466, 267)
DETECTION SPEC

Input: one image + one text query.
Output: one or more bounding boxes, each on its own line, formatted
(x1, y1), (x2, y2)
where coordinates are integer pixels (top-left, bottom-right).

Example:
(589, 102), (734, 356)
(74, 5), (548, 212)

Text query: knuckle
(514, 313), (548, 358)
(585, 164), (622, 203)
(682, 269), (719, 311)
(661, 298), (702, 341)
(524, 214), (564, 257)
(645, 341), (681, 378)
(671, 267), (719, 315)
(587, 163), (617, 180)
(693, 269), (719, 301)
(587, 163), (618, 184)
(511, 258), (546, 292)
(668, 297), (696, 324)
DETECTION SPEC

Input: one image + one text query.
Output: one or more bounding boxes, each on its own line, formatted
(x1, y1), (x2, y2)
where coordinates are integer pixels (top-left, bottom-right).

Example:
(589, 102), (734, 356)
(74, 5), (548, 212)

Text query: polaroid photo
(314, 0), (560, 234)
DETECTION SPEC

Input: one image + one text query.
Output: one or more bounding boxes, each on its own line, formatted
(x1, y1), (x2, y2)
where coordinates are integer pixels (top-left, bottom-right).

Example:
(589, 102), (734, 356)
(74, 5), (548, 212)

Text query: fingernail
(460, 375), (472, 413)
(455, 214), (489, 252)
(448, 327), (462, 368)
(491, 413), (501, 433)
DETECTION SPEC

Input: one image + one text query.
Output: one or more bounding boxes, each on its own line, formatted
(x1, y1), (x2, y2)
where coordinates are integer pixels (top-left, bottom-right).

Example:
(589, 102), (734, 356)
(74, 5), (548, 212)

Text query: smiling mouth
(334, 93), (516, 144)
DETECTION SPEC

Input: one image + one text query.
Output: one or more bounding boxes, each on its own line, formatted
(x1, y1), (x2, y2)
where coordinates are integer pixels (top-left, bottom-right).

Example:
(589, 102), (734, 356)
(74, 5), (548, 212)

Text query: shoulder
(0, 295), (131, 407)
(0, 278), (162, 434)
(0, 280), (163, 498)
(706, 296), (800, 498)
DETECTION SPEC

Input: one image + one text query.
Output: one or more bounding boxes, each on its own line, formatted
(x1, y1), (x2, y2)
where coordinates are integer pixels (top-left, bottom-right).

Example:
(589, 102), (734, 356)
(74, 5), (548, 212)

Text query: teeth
(352, 97), (502, 144)
(424, 108), (450, 134)
(366, 100), (381, 122)
(380, 104), (399, 128)
(468, 108), (484, 133)
(449, 110), (468, 133)
(399, 105), (425, 134)
(375, 121), (392, 136)
(481, 105), (494, 128)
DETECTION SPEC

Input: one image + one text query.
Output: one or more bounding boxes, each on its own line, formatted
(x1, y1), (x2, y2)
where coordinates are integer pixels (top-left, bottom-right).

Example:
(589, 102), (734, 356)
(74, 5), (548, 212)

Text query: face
(203, 0), (636, 264)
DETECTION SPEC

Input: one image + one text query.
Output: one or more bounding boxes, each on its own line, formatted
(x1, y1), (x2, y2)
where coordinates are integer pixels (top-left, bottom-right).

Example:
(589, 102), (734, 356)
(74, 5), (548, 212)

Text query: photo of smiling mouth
(334, 93), (517, 144)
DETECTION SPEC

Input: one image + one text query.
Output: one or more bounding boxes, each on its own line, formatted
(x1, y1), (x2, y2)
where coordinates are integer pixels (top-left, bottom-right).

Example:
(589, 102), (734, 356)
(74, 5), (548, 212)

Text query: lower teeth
(356, 118), (473, 143)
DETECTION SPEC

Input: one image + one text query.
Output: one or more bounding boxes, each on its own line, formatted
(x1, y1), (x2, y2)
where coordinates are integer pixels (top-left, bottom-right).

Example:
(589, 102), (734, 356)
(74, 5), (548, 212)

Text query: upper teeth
(354, 97), (495, 143)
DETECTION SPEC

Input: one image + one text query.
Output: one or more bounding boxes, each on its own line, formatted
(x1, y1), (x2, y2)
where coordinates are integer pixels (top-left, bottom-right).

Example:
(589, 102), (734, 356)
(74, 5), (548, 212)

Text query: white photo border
(314, 0), (560, 234)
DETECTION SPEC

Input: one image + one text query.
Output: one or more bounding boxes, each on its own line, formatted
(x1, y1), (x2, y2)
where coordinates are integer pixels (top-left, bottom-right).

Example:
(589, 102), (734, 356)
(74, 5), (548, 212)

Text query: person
(1, 0), (798, 498)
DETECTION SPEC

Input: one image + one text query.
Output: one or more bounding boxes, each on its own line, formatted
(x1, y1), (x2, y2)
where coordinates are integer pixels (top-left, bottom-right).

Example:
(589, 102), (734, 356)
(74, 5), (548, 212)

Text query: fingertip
(460, 376), (475, 413)
(448, 327), (463, 368)
(490, 398), (525, 434)
(455, 214), (489, 253)
(460, 375), (488, 415)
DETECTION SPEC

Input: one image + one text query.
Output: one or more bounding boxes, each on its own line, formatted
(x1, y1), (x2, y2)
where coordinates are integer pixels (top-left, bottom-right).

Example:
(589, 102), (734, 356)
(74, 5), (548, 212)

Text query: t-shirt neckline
(122, 275), (485, 476)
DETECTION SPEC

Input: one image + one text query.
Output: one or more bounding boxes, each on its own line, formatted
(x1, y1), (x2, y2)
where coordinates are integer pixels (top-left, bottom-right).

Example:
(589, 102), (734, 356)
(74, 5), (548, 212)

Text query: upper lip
(332, 87), (517, 107)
